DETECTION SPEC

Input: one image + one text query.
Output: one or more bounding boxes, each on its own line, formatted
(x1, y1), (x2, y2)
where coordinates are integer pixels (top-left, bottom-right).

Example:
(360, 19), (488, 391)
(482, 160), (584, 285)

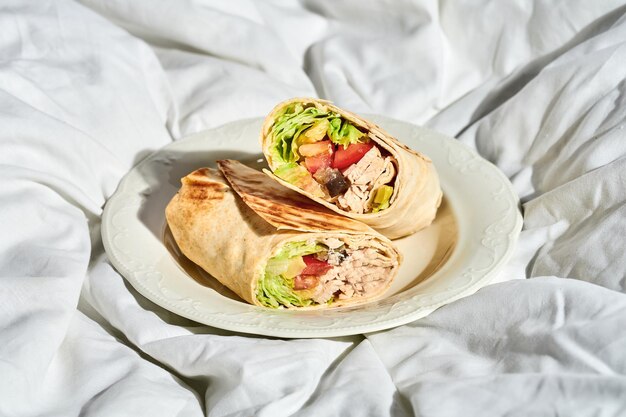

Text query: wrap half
(261, 97), (443, 239)
(165, 160), (402, 309)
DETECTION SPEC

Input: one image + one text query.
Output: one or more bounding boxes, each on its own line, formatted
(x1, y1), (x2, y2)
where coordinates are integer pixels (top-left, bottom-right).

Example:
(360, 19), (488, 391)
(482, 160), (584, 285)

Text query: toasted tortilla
(260, 97), (443, 239)
(165, 164), (401, 309)
(217, 159), (370, 234)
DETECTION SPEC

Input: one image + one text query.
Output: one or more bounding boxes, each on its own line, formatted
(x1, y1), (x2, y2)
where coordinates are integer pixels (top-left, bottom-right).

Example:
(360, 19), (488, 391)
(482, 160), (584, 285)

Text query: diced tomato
(301, 255), (332, 275)
(304, 152), (332, 174)
(293, 275), (319, 290)
(299, 140), (332, 157)
(332, 142), (374, 170)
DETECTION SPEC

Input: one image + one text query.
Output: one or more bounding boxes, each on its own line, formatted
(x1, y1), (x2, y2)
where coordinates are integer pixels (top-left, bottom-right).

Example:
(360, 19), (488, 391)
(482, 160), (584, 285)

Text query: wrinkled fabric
(1, 0), (625, 415)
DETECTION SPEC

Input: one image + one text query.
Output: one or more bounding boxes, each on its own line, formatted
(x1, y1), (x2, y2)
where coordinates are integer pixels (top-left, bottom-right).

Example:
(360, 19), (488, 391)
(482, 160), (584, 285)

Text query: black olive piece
(325, 170), (350, 197)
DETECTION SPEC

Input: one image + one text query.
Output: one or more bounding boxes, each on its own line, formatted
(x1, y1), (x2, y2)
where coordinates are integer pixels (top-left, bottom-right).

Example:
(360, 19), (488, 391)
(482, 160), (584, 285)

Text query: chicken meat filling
(305, 239), (397, 304)
(337, 146), (396, 214)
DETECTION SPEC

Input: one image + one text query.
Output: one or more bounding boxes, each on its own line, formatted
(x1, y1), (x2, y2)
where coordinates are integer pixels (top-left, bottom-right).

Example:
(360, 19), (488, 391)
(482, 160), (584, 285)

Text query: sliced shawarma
(165, 161), (401, 309)
(260, 97), (442, 239)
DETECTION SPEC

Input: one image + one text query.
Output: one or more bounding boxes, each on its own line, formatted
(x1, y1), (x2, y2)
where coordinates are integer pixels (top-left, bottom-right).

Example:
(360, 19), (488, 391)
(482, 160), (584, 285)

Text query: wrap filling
(257, 239), (397, 308)
(269, 103), (397, 214)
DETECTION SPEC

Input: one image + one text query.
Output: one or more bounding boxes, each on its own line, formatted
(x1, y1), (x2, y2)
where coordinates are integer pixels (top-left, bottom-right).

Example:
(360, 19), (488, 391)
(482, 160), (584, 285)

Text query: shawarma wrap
(260, 97), (443, 239)
(165, 160), (401, 309)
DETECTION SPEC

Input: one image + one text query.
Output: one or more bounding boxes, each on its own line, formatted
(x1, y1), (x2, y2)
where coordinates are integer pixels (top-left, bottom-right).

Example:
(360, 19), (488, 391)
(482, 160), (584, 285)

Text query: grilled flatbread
(260, 97), (442, 239)
(165, 162), (401, 309)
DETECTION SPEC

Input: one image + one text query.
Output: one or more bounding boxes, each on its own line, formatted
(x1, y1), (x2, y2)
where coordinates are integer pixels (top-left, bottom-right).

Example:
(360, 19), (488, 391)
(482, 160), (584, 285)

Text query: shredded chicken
(337, 146), (395, 214)
(310, 246), (397, 304)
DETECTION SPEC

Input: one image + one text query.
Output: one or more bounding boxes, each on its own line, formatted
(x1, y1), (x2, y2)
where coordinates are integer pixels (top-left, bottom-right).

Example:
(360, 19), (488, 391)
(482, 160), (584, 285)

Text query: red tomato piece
(332, 142), (374, 170)
(301, 255), (332, 275)
(304, 152), (333, 174)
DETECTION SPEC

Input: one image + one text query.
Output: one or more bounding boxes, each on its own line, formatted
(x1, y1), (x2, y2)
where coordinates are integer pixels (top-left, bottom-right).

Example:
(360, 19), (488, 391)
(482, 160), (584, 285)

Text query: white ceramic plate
(102, 116), (522, 338)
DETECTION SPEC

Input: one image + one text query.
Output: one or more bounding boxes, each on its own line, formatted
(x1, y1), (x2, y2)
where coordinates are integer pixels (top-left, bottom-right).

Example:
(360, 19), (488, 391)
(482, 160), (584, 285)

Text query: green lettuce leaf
(272, 105), (330, 164)
(270, 104), (366, 165)
(257, 241), (326, 308)
(327, 117), (366, 148)
(257, 273), (311, 308)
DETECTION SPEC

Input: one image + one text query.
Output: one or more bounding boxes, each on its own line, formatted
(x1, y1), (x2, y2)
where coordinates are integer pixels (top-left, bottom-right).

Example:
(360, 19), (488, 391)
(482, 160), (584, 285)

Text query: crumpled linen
(1, 0), (625, 416)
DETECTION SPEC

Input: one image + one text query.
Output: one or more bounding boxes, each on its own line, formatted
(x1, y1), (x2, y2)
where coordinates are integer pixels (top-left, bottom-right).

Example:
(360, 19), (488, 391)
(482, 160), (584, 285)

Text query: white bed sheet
(1, 1), (625, 416)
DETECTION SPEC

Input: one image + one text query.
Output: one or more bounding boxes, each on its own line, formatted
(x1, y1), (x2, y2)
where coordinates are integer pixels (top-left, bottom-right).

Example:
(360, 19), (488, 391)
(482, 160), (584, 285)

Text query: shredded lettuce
(257, 273), (311, 308)
(327, 118), (366, 148)
(272, 104), (330, 164)
(256, 241), (326, 308)
(372, 185), (394, 213)
(270, 104), (366, 166)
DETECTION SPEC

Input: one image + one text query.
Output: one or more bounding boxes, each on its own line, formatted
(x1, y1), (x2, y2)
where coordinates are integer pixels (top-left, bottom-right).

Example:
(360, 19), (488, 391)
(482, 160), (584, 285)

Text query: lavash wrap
(165, 160), (402, 309)
(261, 97), (443, 239)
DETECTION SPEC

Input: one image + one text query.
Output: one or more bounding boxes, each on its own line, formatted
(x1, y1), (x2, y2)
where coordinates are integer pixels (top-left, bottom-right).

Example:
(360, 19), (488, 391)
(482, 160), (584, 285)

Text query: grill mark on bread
(217, 159), (373, 233)
(246, 195), (360, 231)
